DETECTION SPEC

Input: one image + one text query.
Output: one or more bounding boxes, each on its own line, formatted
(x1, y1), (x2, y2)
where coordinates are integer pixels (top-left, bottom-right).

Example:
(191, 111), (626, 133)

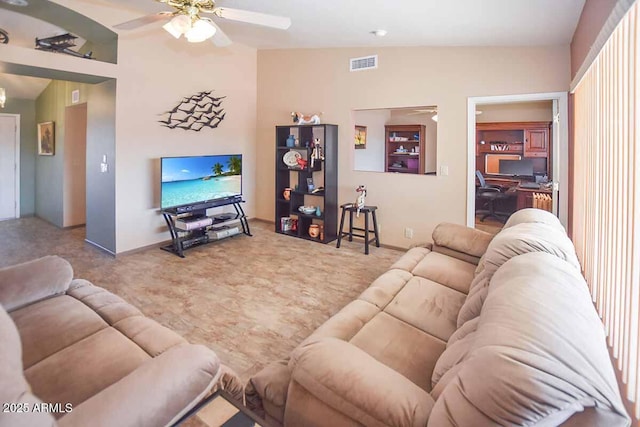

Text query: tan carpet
(0, 217), (403, 382)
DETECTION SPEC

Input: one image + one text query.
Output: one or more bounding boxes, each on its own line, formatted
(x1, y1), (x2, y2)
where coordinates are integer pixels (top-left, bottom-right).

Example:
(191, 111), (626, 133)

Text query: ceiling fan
(408, 108), (483, 122)
(407, 108), (438, 116)
(113, 0), (292, 46)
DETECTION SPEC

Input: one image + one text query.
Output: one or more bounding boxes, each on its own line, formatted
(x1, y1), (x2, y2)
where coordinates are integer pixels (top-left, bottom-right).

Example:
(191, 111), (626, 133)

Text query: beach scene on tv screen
(162, 155), (242, 208)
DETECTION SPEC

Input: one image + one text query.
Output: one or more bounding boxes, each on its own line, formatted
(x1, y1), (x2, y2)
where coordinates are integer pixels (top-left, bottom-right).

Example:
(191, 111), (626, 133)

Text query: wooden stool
(336, 204), (380, 255)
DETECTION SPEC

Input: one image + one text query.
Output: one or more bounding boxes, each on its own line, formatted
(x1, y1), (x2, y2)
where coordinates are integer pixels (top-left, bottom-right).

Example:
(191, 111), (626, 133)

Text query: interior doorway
(0, 114), (20, 220)
(467, 92), (569, 230)
(64, 103), (87, 227)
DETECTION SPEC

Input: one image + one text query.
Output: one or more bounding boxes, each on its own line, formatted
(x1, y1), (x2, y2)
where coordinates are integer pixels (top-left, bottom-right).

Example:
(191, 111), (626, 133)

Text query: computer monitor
(499, 159), (534, 176)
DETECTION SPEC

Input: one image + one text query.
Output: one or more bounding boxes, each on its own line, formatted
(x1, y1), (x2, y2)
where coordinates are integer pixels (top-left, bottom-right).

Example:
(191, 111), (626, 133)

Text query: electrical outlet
(404, 228), (413, 239)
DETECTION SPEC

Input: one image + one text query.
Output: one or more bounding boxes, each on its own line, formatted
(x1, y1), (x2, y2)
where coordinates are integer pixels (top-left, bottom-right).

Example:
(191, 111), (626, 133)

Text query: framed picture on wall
(355, 125), (367, 149)
(37, 122), (55, 156)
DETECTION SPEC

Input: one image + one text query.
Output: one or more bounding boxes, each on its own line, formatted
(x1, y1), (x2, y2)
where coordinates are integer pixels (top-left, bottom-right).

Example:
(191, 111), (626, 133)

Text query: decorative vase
(315, 206), (321, 217)
(319, 225), (324, 241)
(309, 224), (320, 238)
(286, 135), (295, 147)
(283, 187), (291, 201)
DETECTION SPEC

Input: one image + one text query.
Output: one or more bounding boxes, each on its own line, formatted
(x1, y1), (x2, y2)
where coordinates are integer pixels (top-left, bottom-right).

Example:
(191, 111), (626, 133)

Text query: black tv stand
(161, 197), (251, 258)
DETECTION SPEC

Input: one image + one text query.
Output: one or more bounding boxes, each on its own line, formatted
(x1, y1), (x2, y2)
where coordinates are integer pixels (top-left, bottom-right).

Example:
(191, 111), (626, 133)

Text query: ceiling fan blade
(113, 12), (173, 30)
(204, 19), (232, 47)
(215, 7), (291, 30)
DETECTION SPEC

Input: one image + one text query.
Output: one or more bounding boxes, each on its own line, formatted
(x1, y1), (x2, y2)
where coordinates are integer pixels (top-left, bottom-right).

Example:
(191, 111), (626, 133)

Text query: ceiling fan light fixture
(163, 21), (182, 39)
(185, 19), (216, 43)
(0, 0), (29, 6)
(163, 14), (192, 39)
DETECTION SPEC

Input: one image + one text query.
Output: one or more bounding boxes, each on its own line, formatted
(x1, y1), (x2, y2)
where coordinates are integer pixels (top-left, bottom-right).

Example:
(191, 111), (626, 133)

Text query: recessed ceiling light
(0, 0), (29, 6)
(371, 29), (387, 37)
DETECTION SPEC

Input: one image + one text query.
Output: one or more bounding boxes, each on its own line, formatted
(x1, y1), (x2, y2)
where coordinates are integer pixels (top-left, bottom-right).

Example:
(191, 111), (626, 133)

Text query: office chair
(475, 170), (511, 223)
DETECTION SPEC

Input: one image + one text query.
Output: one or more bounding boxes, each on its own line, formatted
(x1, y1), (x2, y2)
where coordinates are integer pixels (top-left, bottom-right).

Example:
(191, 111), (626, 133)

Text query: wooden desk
(516, 187), (552, 211)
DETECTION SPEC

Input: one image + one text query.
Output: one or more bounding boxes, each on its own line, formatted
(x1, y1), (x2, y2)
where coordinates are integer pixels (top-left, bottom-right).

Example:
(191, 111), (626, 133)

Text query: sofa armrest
(288, 337), (434, 427)
(432, 223), (494, 261)
(0, 256), (73, 312)
(246, 359), (291, 424)
(58, 344), (221, 427)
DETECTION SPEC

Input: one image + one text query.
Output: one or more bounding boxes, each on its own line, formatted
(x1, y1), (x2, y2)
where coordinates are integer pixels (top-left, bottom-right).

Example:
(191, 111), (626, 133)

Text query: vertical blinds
(573, 0), (640, 417)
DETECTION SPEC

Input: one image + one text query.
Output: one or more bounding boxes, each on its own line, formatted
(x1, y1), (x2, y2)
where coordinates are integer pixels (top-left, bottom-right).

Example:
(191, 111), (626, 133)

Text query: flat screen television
(499, 158), (534, 176)
(161, 154), (242, 210)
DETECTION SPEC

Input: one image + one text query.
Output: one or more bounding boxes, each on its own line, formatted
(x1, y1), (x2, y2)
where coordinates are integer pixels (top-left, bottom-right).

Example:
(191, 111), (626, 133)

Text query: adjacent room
(1, 0), (638, 426)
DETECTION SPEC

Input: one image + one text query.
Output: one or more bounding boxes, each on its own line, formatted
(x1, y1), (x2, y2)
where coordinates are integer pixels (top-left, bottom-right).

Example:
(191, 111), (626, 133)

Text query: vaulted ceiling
(0, 0), (587, 100)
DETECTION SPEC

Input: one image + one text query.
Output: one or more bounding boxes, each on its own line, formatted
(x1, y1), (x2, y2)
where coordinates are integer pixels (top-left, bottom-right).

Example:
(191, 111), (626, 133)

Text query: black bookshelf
(275, 124), (338, 244)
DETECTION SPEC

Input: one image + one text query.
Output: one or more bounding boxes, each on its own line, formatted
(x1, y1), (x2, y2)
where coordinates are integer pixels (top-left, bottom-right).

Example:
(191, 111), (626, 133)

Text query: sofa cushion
(25, 327), (151, 417)
(358, 269), (414, 310)
(411, 252), (476, 294)
(428, 252), (629, 426)
(389, 247), (431, 272)
(0, 306), (56, 427)
(384, 276), (466, 342)
(350, 312), (446, 392)
(302, 299), (380, 346)
(11, 295), (108, 369)
(67, 279), (142, 324)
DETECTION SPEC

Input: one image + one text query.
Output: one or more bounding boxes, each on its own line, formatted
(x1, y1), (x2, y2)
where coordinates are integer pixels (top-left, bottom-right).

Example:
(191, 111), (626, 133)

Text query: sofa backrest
(0, 256), (73, 312)
(502, 207), (566, 232)
(0, 304), (56, 427)
(428, 252), (630, 426)
(457, 220), (580, 328)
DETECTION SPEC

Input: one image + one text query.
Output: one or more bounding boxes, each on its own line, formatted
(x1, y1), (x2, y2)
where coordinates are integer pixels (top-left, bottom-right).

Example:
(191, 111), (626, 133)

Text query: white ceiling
(103, 0), (587, 49)
(0, 0), (587, 100)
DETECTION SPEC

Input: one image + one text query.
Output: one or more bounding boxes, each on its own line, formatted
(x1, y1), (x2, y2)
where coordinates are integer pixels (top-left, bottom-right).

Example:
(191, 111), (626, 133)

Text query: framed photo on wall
(38, 122), (55, 156)
(355, 125), (367, 149)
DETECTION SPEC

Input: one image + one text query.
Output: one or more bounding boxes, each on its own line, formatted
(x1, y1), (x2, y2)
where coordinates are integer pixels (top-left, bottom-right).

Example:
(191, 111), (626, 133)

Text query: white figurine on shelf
(291, 112), (322, 125)
(355, 185), (367, 217)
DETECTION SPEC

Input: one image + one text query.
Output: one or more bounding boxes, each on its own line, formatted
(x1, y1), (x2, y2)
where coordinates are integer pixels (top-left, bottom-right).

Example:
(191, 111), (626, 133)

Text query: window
(572, 1), (640, 417)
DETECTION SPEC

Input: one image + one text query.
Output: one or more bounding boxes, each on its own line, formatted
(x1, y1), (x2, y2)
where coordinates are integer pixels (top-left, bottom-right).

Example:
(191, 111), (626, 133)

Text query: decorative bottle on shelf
(315, 206), (322, 217)
(286, 135), (295, 147)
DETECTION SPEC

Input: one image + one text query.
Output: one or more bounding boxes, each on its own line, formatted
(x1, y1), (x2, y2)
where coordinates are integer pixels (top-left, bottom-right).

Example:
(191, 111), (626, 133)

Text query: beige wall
(477, 101), (553, 123)
(257, 46), (570, 248)
(570, 0), (617, 78)
(114, 32), (257, 252)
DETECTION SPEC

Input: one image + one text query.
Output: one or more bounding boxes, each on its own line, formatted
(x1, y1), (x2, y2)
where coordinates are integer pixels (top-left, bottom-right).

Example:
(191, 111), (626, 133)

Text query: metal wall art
(35, 33), (93, 59)
(0, 28), (8, 44)
(159, 91), (226, 131)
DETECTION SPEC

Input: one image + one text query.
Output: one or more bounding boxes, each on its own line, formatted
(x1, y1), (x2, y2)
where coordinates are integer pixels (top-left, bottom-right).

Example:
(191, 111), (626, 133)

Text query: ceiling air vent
(350, 55), (378, 72)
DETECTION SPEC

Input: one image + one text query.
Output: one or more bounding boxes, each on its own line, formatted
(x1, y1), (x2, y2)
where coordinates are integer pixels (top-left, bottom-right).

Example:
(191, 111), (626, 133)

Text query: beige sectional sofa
(247, 209), (630, 426)
(0, 256), (234, 427)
